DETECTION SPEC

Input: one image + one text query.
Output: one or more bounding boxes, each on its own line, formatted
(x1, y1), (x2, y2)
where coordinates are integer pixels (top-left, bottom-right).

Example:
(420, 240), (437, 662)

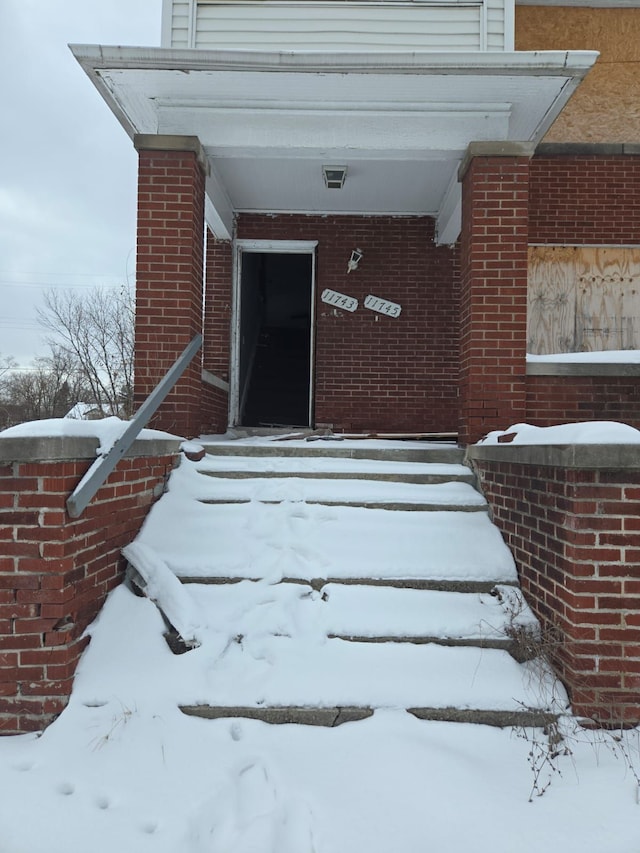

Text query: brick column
(202, 228), (233, 433)
(0, 435), (180, 734)
(459, 143), (533, 445)
(134, 135), (208, 438)
(468, 442), (640, 727)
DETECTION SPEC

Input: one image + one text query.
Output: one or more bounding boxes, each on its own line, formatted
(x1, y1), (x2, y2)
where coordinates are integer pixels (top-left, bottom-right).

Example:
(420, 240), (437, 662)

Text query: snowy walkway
(0, 437), (639, 853)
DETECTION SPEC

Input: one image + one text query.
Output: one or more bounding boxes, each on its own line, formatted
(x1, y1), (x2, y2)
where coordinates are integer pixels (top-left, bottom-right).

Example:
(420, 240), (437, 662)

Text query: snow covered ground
(1, 422), (640, 851)
(0, 582), (639, 853)
(0, 581), (639, 853)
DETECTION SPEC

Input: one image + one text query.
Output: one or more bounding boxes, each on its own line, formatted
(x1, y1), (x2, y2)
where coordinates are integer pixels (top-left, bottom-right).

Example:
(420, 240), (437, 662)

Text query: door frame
(230, 239), (318, 427)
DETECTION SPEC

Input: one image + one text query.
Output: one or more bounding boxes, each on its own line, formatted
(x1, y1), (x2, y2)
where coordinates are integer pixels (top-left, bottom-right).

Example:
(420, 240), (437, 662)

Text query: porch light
(347, 248), (363, 273)
(323, 165), (347, 189)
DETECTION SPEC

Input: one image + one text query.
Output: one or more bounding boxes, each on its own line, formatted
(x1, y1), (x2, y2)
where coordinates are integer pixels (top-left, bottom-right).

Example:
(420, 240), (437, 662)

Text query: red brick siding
(233, 214), (459, 433)
(202, 231), (233, 434)
(525, 154), (640, 432)
(530, 156), (640, 245)
(135, 150), (640, 438)
(0, 451), (178, 734)
(473, 456), (640, 725)
(527, 375), (640, 429)
(135, 146), (212, 437)
(459, 157), (530, 444)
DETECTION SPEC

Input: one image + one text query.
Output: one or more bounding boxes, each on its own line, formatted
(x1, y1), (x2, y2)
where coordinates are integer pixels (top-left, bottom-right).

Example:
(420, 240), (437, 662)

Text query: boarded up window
(527, 246), (640, 355)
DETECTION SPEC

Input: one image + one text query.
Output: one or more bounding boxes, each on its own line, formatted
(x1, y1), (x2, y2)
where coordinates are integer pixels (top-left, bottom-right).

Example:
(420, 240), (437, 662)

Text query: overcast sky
(0, 0), (162, 368)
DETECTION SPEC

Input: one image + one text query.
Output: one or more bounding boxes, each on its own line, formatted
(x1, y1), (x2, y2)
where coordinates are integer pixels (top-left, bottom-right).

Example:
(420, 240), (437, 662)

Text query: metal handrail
(66, 334), (202, 518)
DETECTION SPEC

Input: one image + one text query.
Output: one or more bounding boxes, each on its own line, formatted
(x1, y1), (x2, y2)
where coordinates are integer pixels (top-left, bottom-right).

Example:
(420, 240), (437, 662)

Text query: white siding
(164, 0), (192, 47)
(163, 1), (509, 52)
(486, 0), (506, 50)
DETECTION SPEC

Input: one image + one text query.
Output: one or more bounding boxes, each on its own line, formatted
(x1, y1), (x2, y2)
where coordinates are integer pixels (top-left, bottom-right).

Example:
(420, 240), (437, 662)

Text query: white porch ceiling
(71, 46), (597, 244)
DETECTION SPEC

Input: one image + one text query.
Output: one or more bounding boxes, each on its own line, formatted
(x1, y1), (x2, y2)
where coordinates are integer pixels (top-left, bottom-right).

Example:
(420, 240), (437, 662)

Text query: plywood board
(516, 7), (640, 143)
(528, 246), (640, 354)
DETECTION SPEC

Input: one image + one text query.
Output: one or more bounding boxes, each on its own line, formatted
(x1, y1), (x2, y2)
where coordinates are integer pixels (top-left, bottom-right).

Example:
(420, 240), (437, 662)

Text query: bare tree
(0, 353), (16, 380)
(37, 286), (134, 417)
(0, 347), (90, 427)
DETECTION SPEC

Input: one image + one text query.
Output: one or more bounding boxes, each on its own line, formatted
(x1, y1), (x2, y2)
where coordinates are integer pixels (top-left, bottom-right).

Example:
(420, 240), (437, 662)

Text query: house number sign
(321, 288), (358, 312)
(364, 294), (402, 318)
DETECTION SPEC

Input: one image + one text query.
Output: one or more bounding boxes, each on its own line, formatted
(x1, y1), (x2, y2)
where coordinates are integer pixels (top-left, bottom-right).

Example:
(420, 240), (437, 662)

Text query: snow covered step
(173, 581), (533, 648)
(196, 477), (487, 512)
(199, 438), (463, 464)
(321, 583), (532, 647)
(197, 454), (476, 485)
(138, 485), (516, 584)
(174, 637), (560, 717)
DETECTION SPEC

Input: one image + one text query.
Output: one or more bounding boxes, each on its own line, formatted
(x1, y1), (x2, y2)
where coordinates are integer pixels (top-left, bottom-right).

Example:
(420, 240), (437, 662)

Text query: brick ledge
(527, 361), (640, 377)
(467, 443), (640, 469)
(0, 435), (182, 463)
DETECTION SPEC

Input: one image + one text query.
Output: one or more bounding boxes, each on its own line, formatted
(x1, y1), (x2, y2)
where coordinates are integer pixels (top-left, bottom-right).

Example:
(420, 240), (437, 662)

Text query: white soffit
(71, 46), (597, 241)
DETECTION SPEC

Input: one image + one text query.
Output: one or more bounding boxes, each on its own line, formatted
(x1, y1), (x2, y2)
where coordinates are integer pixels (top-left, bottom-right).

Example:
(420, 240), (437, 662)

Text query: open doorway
(234, 245), (315, 428)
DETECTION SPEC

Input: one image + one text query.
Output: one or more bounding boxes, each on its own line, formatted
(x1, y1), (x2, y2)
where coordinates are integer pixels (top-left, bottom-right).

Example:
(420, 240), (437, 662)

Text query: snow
(200, 435), (453, 450)
(0, 583), (638, 853)
(65, 401), (113, 420)
(0, 416), (181, 454)
(198, 452), (468, 478)
(175, 472), (486, 506)
(122, 541), (203, 646)
(528, 349), (640, 363)
(1, 436), (640, 851)
(481, 421), (640, 445)
(133, 461), (515, 582)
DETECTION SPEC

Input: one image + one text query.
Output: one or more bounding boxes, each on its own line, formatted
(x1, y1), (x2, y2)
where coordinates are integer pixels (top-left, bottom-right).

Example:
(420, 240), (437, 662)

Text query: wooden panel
(528, 246), (576, 354)
(516, 6), (640, 143)
(528, 246), (640, 355)
(193, 1), (487, 51)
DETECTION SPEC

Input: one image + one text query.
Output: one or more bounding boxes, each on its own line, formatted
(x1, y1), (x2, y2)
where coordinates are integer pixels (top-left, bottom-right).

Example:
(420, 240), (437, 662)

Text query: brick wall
(458, 153), (530, 444)
(134, 136), (215, 438)
(468, 443), (640, 725)
(234, 214), (459, 433)
(525, 151), (640, 433)
(202, 231), (233, 434)
(135, 145), (640, 439)
(527, 375), (640, 429)
(530, 154), (640, 245)
(0, 436), (180, 734)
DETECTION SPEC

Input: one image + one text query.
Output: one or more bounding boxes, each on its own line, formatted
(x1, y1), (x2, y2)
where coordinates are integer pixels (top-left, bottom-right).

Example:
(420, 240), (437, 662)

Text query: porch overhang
(71, 45), (597, 244)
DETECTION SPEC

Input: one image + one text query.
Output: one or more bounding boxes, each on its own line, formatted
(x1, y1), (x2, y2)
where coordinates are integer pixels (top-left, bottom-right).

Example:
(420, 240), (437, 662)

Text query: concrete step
(194, 477), (486, 512)
(199, 468), (476, 486)
(161, 581), (533, 657)
(126, 438), (560, 731)
(179, 704), (557, 728)
(199, 439), (464, 465)
(173, 637), (557, 721)
(199, 499), (486, 512)
(153, 500), (516, 585)
(177, 576), (518, 594)
(171, 580), (530, 641)
(196, 452), (475, 485)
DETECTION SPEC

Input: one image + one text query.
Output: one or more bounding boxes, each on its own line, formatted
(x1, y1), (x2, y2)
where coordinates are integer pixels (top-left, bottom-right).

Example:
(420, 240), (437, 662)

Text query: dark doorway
(237, 252), (314, 427)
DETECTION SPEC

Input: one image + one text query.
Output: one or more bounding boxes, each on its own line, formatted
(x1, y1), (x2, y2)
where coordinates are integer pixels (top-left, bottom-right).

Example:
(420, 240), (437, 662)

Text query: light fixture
(323, 165), (347, 189)
(347, 248), (363, 273)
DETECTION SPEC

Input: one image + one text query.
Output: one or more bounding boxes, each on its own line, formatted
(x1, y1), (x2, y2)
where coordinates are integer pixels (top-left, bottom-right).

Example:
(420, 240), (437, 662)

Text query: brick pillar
(134, 135), (208, 438)
(202, 228), (233, 433)
(459, 143), (533, 445)
(468, 442), (640, 727)
(0, 435), (180, 734)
